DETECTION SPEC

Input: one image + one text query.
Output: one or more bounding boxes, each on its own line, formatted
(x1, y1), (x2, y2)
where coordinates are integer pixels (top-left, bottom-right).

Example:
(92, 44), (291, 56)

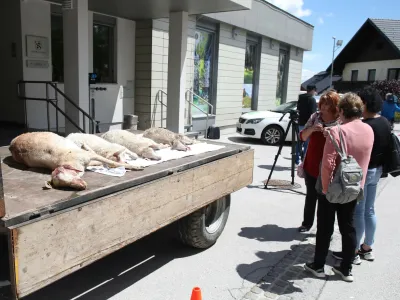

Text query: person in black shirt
(332, 87), (391, 264)
(296, 85), (317, 164)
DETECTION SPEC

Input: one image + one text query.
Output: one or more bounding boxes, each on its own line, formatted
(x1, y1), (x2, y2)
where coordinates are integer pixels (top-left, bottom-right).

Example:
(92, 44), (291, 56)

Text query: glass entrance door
(193, 29), (215, 115)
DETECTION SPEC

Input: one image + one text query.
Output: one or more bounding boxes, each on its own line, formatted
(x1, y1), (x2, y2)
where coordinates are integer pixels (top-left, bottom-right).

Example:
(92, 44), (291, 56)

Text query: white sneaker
(359, 247), (375, 261)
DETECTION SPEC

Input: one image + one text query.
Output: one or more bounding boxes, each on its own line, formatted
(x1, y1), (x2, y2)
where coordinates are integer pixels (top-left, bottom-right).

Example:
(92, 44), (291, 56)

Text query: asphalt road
(1, 127), (400, 300)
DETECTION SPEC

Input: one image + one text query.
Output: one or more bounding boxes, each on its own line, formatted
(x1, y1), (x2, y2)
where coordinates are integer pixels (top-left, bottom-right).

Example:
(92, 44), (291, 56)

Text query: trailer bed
(0, 141), (250, 227)
(0, 137), (254, 298)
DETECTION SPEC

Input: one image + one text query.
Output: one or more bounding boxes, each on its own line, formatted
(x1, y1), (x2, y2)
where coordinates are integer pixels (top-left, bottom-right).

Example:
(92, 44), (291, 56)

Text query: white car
(237, 98), (321, 145)
(236, 101), (300, 146)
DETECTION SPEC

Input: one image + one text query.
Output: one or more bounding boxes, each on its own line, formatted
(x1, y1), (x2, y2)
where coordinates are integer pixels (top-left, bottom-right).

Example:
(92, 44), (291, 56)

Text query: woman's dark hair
(338, 93), (363, 119)
(357, 87), (383, 113)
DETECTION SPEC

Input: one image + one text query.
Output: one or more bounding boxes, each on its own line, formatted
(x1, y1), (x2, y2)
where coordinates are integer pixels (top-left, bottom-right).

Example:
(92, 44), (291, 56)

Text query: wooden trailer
(0, 140), (254, 299)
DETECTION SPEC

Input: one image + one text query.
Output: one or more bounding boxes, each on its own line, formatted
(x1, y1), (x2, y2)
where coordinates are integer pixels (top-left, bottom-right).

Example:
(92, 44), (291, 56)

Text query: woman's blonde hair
(338, 92), (363, 119)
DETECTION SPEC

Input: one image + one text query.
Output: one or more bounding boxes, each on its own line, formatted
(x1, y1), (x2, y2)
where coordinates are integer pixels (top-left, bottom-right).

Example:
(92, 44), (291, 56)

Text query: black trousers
(301, 172), (318, 229)
(314, 194), (357, 270)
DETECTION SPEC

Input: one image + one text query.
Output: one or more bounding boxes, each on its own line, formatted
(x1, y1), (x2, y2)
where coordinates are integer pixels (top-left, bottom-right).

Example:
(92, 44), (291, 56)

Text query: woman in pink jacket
(305, 93), (374, 282)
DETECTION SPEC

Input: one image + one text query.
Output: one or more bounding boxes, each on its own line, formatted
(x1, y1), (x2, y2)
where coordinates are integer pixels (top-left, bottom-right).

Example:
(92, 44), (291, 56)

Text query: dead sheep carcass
(142, 127), (197, 151)
(101, 130), (167, 161)
(67, 133), (138, 162)
(9, 132), (143, 190)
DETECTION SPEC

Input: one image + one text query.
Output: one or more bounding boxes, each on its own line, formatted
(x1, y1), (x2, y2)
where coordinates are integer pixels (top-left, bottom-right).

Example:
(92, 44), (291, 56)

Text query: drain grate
(263, 179), (301, 189)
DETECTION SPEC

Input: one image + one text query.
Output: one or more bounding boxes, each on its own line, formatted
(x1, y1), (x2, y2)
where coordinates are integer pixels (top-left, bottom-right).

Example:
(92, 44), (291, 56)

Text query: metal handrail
(156, 90), (168, 128)
(185, 89), (214, 114)
(156, 89), (210, 135)
(17, 81), (99, 134)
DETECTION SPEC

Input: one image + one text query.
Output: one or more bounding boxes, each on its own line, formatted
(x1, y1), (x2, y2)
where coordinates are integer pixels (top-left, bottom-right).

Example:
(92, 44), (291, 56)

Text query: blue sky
(267, 0), (400, 81)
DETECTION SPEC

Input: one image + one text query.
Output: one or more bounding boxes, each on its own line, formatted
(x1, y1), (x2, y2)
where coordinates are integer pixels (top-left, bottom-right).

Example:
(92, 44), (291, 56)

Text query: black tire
(261, 125), (284, 146)
(177, 195), (231, 249)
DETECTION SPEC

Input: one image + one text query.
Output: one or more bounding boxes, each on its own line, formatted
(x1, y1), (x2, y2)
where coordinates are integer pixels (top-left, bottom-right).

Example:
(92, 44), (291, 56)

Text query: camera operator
(296, 85), (317, 164)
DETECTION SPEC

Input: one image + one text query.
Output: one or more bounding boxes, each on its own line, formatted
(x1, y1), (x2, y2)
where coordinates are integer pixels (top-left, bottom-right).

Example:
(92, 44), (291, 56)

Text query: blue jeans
(296, 125), (308, 164)
(354, 166), (383, 248)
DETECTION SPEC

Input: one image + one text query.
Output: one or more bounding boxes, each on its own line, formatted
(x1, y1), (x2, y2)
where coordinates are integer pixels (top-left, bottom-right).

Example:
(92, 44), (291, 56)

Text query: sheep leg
(88, 160), (103, 166)
(89, 154), (144, 171)
(125, 149), (139, 160)
(81, 143), (98, 155)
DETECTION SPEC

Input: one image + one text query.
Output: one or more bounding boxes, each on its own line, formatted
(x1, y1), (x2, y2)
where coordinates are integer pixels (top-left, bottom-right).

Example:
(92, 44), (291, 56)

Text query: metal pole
(330, 37), (336, 89)
(55, 83), (59, 134)
(91, 98), (96, 134)
(161, 92), (163, 128)
(46, 83), (50, 131)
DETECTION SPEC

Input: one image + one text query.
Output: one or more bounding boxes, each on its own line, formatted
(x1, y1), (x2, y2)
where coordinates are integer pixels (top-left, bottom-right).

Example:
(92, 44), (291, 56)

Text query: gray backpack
(316, 124), (364, 204)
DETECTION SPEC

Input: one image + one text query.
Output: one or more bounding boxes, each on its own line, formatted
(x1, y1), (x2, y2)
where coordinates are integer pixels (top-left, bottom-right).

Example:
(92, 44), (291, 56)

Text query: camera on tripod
(288, 109), (299, 121)
(264, 108), (303, 190)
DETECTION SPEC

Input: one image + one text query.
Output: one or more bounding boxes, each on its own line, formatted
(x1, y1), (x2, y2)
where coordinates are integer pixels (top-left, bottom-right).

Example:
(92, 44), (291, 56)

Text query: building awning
(47, 0), (251, 20)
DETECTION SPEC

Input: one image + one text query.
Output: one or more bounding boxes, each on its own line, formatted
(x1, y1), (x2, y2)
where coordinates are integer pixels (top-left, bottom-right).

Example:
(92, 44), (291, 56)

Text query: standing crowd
(296, 85), (397, 282)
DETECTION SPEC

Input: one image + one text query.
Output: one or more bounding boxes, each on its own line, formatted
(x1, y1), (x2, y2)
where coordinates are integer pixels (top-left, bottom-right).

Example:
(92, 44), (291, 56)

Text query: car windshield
(270, 101), (297, 113)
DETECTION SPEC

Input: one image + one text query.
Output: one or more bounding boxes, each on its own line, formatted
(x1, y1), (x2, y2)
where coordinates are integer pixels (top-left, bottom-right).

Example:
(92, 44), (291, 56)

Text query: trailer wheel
(178, 195), (231, 249)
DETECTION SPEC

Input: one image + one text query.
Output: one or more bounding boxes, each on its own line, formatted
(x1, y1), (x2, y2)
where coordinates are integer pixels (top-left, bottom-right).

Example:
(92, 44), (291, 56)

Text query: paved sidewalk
(240, 230), (342, 300)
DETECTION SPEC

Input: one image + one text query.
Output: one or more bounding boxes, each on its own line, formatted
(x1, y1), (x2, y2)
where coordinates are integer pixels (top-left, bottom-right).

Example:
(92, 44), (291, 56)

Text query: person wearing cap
(296, 84), (317, 164)
(381, 93), (400, 129)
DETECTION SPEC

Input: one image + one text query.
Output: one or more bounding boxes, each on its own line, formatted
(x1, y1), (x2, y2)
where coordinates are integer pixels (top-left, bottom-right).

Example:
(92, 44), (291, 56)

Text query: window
(93, 22), (115, 83)
(193, 28), (216, 115)
(351, 70), (358, 82)
(51, 14), (63, 82)
(387, 68), (400, 80)
(276, 49), (288, 105)
(243, 40), (259, 111)
(368, 69), (376, 82)
(50, 13), (116, 83)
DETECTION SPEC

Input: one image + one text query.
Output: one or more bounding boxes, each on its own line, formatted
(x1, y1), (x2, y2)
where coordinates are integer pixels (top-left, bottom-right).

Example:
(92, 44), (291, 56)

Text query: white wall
(342, 60), (400, 81)
(286, 46), (303, 102)
(258, 37), (279, 111)
(0, 0), (24, 125)
(17, 1), (136, 132)
(205, 0), (314, 51)
(215, 23), (246, 127)
(21, 0), (53, 129)
(134, 17), (196, 130)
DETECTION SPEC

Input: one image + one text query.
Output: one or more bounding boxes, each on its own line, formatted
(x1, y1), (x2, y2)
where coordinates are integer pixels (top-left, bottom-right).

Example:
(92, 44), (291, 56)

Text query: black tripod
(264, 110), (304, 189)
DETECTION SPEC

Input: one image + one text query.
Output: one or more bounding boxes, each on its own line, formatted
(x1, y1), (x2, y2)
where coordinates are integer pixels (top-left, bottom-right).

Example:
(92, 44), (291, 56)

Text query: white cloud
(302, 69), (317, 82)
(318, 17), (324, 24)
(303, 52), (322, 61)
(326, 12), (334, 17)
(268, 0), (312, 18)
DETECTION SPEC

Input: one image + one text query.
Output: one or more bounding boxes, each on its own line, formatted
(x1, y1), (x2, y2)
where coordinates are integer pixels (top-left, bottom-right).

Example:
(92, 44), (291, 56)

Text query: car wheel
(261, 125), (284, 146)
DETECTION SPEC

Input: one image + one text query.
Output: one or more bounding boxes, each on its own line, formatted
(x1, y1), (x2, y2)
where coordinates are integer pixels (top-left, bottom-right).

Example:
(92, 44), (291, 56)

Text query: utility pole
(330, 37), (343, 89)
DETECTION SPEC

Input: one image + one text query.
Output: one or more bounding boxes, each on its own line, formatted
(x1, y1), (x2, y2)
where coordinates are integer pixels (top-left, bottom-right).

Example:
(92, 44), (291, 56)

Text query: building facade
(0, 0), (313, 136)
(329, 19), (400, 93)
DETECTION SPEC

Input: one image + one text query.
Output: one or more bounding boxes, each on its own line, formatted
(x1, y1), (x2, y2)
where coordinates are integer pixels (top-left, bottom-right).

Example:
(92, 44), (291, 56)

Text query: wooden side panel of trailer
(10, 150), (254, 298)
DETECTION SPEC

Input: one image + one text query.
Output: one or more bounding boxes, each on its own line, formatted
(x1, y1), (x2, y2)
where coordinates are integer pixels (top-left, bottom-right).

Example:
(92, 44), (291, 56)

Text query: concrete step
(185, 131), (201, 139)
(184, 124), (193, 132)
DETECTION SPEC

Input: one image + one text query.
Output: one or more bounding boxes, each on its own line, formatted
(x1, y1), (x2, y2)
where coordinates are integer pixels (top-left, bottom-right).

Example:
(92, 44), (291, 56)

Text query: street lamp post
(330, 37), (343, 89)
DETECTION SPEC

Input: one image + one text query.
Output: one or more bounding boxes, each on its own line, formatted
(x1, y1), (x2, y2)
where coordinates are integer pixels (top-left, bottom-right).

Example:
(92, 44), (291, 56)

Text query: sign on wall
(26, 35), (49, 59)
(26, 60), (49, 69)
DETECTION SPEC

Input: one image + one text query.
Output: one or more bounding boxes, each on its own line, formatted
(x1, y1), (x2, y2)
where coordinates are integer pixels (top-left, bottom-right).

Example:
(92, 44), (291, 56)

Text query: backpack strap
(327, 125), (347, 159)
(337, 124), (348, 159)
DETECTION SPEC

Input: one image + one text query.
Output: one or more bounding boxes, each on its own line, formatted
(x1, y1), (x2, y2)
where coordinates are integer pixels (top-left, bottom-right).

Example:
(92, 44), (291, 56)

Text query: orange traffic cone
(190, 287), (202, 300)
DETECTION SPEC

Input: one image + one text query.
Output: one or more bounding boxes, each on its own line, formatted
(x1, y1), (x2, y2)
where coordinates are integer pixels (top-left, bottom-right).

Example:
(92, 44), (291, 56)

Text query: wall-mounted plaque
(26, 35), (49, 59)
(26, 60), (49, 69)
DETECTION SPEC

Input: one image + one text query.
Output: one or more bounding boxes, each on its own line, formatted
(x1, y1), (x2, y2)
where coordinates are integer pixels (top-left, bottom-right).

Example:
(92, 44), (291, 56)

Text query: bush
(371, 79), (400, 98)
